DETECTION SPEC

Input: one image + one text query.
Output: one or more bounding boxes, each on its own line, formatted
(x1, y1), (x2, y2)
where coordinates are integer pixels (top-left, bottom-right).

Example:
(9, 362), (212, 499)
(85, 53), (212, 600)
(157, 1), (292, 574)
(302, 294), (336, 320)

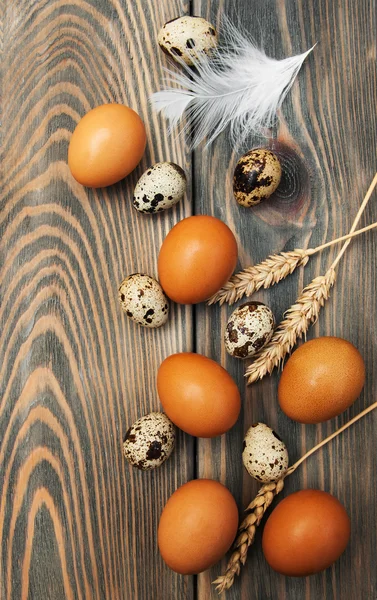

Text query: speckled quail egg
(118, 274), (169, 328)
(123, 412), (175, 471)
(225, 301), (275, 359)
(242, 423), (289, 483)
(158, 16), (218, 66)
(233, 148), (282, 207)
(133, 162), (187, 214)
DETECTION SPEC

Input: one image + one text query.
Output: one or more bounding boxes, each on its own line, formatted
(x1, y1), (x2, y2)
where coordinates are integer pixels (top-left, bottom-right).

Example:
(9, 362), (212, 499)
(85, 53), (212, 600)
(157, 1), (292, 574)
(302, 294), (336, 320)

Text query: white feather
(151, 18), (315, 148)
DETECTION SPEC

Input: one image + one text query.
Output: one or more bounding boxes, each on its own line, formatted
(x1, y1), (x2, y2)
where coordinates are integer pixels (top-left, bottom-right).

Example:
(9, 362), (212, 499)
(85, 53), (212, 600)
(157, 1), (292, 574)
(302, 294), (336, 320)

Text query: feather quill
(151, 18), (315, 148)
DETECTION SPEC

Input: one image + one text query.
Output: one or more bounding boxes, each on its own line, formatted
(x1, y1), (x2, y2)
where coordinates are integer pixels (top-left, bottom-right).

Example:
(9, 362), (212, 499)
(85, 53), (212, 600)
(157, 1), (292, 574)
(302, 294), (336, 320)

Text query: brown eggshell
(278, 337), (365, 423)
(262, 489), (351, 576)
(158, 479), (239, 574)
(157, 352), (241, 438)
(68, 104), (146, 188)
(158, 215), (238, 304)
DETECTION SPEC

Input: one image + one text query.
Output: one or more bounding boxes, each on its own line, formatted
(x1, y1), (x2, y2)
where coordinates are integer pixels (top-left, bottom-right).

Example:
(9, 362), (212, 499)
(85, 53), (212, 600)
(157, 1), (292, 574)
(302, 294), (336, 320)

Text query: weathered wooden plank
(1, 1), (377, 598)
(0, 1), (193, 599)
(194, 1), (377, 599)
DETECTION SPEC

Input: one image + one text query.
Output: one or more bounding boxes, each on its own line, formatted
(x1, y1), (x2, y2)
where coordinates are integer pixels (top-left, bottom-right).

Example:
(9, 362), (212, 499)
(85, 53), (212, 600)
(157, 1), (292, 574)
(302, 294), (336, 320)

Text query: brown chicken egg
(262, 489), (351, 576)
(68, 104), (146, 188)
(157, 352), (241, 437)
(158, 215), (238, 304)
(158, 479), (239, 574)
(278, 337), (365, 423)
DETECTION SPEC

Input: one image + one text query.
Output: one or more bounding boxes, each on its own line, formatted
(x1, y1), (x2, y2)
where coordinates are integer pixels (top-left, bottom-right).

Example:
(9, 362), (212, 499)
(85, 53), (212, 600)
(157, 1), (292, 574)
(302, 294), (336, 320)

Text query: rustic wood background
(1, 0), (376, 599)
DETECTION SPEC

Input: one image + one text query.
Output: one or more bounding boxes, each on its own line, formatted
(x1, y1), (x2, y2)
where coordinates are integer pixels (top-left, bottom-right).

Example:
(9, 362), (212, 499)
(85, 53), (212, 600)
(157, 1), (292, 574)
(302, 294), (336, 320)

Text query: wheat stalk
(209, 220), (377, 306)
(244, 173), (377, 384)
(215, 174), (377, 585)
(213, 479), (285, 593)
(245, 267), (336, 383)
(214, 398), (377, 593)
(208, 249), (310, 306)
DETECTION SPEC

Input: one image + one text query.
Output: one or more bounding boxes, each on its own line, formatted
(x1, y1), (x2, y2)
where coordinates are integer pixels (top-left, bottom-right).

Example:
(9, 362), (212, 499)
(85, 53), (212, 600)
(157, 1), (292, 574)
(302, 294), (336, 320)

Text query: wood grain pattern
(1, 1), (376, 599)
(1, 2), (193, 599)
(194, 1), (377, 599)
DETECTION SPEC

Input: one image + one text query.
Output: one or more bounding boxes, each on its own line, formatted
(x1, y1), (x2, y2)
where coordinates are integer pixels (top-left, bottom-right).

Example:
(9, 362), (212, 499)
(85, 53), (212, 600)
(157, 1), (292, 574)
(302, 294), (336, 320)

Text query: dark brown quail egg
(242, 423), (289, 483)
(158, 16), (218, 66)
(123, 412), (175, 471)
(133, 162), (186, 214)
(224, 301), (275, 359)
(233, 148), (282, 207)
(118, 274), (169, 328)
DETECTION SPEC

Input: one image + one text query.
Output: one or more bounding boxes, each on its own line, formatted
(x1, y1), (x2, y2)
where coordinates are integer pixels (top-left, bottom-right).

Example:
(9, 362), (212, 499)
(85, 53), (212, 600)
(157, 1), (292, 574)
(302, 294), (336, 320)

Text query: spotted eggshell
(233, 148), (282, 207)
(133, 162), (187, 214)
(242, 423), (289, 483)
(118, 274), (169, 328)
(123, 412), (175, 471)
(224, 301), (275, 359)
(158, 16), (218, 66)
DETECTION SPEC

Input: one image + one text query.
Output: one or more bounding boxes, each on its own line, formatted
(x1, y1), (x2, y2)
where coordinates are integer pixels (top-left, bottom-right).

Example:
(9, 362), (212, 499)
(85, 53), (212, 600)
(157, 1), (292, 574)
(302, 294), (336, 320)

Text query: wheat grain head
(213, 479), (285, 593)
(245, 267), (336, 384)
(208, 249), (310, 306)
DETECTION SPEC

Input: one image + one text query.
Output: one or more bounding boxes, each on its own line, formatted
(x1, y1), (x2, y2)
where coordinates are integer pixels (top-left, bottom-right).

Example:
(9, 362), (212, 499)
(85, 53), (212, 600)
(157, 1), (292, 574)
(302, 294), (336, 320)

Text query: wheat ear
(208, 249), (310, 306)
(214, 398), (377, 593)
(245, 173), (377, 384)
(209, 220), (377, 306)
(213, 479), (285, 592)
(245, 267), (336, 383)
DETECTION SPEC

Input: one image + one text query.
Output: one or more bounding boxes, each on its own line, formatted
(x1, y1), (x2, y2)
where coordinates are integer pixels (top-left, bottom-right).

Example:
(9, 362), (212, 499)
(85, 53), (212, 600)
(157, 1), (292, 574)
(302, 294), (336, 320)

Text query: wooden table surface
(1, 1), (377, 599)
